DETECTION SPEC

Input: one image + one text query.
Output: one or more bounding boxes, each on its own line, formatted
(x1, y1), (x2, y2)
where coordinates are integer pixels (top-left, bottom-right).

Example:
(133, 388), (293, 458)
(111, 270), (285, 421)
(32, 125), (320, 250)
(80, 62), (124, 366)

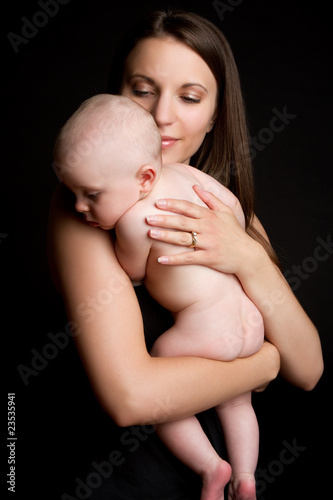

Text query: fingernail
(146, 215), (158, 223)
(149, 229), (161, 238)
(156, 199), (167, 208)
(158, 256), (169, 264)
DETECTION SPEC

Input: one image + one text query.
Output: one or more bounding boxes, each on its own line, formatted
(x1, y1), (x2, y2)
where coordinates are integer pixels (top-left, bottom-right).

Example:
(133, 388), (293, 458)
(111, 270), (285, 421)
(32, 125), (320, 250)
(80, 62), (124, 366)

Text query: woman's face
(121, 37), (218, 165)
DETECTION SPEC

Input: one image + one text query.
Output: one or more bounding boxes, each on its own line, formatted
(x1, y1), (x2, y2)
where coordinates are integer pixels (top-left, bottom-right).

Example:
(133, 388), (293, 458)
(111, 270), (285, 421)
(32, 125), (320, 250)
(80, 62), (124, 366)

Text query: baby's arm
(115, 209), (152, 282)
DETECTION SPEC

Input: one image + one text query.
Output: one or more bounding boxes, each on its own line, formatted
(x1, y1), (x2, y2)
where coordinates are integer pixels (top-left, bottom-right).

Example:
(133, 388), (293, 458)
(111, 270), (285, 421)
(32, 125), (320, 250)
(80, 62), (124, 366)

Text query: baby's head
(53, 94), (162, 229)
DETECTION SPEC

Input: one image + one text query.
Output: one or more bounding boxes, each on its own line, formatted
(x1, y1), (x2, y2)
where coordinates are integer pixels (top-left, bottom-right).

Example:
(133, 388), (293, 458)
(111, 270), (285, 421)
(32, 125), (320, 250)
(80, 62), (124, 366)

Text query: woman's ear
(137, 165), (157, 194)
(206, 109), (218, 133)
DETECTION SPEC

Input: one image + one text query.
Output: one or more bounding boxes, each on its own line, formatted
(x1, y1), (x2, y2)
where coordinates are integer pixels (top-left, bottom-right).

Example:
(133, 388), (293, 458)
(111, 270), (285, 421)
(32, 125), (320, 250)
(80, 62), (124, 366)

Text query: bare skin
(48, 183), (281, 427)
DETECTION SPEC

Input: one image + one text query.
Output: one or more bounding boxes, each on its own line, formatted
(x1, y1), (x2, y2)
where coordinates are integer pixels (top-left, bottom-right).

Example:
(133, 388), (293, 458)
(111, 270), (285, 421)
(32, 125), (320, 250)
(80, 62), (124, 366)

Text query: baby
(53, 94), (264, 500)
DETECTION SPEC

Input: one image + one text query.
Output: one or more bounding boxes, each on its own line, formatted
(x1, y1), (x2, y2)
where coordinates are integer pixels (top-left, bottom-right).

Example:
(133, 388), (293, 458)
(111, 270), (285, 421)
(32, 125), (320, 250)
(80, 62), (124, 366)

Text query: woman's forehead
(124, 37), (216, 88)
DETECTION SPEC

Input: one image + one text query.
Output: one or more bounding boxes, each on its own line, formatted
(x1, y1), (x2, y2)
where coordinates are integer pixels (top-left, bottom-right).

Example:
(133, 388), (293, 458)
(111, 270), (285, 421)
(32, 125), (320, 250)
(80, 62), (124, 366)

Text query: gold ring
(190, 231), (198, 248)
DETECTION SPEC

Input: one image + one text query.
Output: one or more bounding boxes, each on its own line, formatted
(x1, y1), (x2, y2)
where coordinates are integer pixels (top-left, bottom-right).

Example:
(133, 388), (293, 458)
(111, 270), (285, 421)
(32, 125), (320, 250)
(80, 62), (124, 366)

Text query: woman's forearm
(120, 342), (280, 427)
(63, 262), (280, 428)
(66, 267), (280, 428)
(237, 242), (324, 390)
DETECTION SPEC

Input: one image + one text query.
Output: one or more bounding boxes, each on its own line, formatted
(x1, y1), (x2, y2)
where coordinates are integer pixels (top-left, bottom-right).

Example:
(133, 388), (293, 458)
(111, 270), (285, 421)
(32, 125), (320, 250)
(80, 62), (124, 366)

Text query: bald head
(53, 94), (162, 179)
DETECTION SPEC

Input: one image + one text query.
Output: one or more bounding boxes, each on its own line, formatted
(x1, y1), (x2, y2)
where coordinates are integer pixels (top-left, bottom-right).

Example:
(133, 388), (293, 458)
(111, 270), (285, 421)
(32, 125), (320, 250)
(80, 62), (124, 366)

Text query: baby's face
(62, 146), (140, 230)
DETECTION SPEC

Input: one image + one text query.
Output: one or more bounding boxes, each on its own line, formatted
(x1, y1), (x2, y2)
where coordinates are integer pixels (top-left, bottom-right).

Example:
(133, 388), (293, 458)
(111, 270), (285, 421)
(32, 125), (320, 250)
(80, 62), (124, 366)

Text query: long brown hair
(108, 9), (279, 265)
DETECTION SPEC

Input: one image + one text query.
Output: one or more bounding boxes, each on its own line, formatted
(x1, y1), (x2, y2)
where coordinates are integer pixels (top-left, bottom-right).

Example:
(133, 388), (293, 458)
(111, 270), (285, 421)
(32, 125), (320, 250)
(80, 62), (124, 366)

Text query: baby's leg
(215, 392), (258, 500)
(151, 325), (231, 500)
(151, 302), (246, 361)
(155, 417), (231, 500)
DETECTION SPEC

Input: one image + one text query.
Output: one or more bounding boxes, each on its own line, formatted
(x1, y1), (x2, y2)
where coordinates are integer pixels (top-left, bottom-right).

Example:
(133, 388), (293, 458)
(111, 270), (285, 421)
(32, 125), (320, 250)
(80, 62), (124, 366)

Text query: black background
(2, 0), (332, 498)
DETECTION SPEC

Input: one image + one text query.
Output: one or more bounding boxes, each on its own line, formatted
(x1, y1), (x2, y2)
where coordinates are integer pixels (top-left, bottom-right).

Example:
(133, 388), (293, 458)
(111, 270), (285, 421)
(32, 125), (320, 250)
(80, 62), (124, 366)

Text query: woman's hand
(252, 341), (280, 392)
(147, 185), (261, 275)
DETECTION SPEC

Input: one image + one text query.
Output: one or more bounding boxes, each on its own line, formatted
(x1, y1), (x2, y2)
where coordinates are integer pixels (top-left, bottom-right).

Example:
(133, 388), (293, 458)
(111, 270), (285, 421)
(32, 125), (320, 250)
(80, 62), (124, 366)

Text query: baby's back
(142, 165), (247, 314)
(116, 163), (263, 358)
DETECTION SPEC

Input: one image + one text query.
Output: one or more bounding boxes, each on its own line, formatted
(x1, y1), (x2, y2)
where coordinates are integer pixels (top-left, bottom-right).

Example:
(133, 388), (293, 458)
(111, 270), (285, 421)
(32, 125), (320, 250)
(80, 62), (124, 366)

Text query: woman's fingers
(146, 212), (196, 232)
(145, 186), (249, 273)
(148, 227), (195, 248)
(154, 197), (206, 220)
(146, 189), (233, 234)
(192, 185), (229, 211)
(153, 187), (233, 219)
(157, 250), (209, 266)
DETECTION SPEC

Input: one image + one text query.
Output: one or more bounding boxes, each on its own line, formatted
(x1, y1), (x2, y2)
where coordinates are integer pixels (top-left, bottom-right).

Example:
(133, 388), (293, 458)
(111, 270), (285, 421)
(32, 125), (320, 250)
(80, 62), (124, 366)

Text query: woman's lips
(161, 136), (179, 149)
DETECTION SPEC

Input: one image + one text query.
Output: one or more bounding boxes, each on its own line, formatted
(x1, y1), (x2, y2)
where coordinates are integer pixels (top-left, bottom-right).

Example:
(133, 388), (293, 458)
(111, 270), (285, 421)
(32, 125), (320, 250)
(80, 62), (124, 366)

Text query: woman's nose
(152, 94), (176, 128)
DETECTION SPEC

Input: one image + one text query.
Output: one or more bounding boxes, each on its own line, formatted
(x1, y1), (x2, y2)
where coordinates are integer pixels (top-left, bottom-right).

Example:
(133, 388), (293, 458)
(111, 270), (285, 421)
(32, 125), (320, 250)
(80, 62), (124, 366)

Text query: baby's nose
(75, 198), (89, 213)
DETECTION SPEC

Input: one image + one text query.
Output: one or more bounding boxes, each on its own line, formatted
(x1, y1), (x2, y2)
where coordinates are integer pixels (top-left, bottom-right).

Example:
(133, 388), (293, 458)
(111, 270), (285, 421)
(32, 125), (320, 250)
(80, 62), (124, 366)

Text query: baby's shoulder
(163, 162), (196, 179)
(162, 163), (205, 188)
(164, 163), (245, 227)
(116, 201), (150, 244)
(164, 163), (237, 203)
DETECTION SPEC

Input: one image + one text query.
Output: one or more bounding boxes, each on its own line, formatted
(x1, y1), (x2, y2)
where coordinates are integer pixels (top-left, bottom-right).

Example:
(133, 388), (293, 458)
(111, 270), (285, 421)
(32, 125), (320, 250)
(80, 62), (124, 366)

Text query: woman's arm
(146, 186), (324, 391)
(47, 183), (280, 427)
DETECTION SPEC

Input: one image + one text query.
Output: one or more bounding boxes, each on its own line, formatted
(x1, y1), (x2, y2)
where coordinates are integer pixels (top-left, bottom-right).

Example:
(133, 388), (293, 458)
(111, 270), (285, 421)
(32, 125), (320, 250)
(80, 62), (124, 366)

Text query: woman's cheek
(187, 106), (213, 137)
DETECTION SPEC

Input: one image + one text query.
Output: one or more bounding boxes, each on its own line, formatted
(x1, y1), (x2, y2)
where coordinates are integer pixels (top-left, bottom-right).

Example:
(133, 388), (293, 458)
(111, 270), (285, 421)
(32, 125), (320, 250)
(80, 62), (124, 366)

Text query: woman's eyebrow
(181, 83), (208, 93)
(128, 74), (155, 84)
(128, 75), (208, 93)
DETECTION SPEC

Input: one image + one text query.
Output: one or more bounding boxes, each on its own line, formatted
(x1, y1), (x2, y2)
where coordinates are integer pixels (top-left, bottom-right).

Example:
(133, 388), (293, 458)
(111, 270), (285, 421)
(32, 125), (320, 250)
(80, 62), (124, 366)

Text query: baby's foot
(228, 473), (256, 500)
(201, 456), (232, 500)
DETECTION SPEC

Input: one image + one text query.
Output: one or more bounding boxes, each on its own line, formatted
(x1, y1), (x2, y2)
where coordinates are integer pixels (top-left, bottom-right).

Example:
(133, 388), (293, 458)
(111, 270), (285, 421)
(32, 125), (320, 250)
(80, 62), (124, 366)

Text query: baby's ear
(137, 165), (157, 194)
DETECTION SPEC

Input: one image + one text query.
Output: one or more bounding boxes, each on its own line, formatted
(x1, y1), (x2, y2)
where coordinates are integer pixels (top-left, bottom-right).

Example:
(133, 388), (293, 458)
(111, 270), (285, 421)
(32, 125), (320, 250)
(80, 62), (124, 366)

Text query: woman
(48, 10), (323, 499)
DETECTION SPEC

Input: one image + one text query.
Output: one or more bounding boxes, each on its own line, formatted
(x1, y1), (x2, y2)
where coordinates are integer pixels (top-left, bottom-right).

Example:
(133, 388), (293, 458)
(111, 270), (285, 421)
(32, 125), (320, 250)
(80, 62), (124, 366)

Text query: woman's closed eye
(132, 88), (153, 97)
(181, 95), (201, 104)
